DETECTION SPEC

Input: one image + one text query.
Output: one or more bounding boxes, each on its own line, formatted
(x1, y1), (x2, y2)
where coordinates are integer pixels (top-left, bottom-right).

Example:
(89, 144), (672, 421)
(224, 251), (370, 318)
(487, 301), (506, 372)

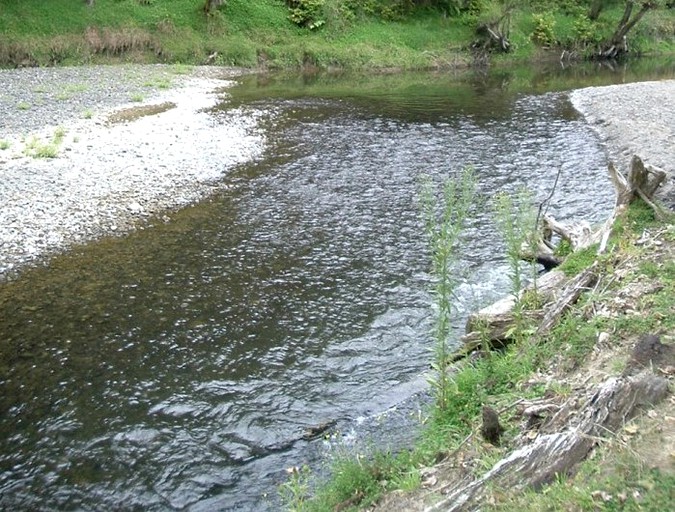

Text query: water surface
(1, 61), (673, 510)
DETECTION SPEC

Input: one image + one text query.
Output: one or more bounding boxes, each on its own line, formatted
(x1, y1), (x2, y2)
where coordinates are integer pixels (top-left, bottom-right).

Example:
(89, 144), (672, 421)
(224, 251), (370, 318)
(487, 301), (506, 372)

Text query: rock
(481, 406), (504, 446)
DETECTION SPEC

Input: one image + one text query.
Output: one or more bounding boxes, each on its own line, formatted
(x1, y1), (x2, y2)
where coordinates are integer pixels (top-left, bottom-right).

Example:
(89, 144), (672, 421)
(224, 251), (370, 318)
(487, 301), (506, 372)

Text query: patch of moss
(558, 244), (598, 276)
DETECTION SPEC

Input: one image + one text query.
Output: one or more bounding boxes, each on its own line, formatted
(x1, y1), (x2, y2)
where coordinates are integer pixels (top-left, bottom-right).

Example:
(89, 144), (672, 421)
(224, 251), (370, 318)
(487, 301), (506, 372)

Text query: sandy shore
(0, 65), (265, 280)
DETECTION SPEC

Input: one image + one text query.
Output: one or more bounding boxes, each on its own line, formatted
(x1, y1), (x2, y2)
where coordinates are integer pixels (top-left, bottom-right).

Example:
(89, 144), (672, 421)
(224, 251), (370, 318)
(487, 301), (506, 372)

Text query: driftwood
(535, 263), (598, 337)
(458, 155), (668, 359)
(425, 371), (670, 512)
(525, 155), (667, 263)
(454, 271), (567, 360)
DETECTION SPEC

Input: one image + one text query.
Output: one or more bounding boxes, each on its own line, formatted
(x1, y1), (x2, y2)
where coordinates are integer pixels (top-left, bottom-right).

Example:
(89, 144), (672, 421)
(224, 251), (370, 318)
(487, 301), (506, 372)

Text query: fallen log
(453, 271), (566, 360)
(425, 371), (670, 512)
(459, 155), (668, 359)
(535, 263), (598, 337)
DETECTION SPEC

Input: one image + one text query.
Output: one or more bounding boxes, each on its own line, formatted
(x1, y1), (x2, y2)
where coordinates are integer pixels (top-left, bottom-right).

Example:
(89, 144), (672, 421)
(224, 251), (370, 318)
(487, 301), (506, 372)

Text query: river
(1, 60), (673, 511)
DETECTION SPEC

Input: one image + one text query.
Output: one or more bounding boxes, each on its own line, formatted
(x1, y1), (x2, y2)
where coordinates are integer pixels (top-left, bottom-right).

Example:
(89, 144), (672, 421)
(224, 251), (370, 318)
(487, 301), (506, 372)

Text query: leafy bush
(531, 12), (557, 46)
(287, 0), (326, 29)
(572, 13), (601, 43)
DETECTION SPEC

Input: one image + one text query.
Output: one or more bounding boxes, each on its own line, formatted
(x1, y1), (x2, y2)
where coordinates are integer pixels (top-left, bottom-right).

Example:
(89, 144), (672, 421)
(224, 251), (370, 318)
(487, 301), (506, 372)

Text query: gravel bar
(569, 79), (675, 206)
(0, 65), (265, 280)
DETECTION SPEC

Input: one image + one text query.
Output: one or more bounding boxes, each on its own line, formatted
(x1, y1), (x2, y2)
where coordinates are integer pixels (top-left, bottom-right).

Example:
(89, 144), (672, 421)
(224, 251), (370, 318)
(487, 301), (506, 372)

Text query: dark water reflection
(1, 62), (673, 510)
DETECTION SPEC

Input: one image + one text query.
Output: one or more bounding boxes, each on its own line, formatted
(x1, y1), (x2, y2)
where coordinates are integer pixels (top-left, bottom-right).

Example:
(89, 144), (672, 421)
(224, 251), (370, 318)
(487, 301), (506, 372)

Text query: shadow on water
(1, 59), (673, 510)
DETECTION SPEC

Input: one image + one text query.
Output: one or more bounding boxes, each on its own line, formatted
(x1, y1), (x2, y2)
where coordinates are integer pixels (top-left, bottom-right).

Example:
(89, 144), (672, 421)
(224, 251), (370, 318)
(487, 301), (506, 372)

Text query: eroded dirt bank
(0, 65), (265, 280)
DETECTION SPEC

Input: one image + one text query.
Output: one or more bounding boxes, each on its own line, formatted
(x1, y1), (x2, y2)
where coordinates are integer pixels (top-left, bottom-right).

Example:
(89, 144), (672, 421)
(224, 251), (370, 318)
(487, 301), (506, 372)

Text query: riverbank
(0, 65), (264, 280)
(1, 1), (674, 69)
(570, 79), (675, 207)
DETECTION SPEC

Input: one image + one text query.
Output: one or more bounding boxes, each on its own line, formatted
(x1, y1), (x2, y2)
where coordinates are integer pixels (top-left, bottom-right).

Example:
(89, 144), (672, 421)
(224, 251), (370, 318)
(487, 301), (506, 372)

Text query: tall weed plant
(493, 189), (538, 341)
(421, 168), (477, 412)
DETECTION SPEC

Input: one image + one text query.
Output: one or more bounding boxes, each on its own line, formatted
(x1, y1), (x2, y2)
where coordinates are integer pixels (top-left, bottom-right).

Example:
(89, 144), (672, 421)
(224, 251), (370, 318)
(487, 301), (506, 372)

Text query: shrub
(531, 12), (557, 46)
(287, 0), (326, 29)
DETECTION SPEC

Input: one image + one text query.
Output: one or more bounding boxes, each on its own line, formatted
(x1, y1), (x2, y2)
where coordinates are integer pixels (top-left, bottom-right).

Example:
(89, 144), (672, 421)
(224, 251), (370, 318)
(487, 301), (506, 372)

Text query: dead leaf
(623, 424), (639, 435)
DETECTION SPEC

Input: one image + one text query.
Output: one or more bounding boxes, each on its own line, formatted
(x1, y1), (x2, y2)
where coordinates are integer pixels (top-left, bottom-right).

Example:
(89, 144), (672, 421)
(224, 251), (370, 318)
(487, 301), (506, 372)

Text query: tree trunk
(596, 1), (657, 59)
(588, 0), (605, 20)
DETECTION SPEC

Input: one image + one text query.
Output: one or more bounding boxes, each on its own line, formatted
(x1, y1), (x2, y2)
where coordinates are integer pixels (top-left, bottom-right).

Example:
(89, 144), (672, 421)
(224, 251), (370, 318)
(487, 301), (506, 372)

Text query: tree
(597, 1), (660, 58)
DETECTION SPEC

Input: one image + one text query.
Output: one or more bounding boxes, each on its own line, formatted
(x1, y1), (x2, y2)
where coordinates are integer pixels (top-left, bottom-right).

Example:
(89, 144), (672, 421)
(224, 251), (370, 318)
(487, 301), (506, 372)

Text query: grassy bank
(280, 194), (674, 511)
(0, 1), (673, 68)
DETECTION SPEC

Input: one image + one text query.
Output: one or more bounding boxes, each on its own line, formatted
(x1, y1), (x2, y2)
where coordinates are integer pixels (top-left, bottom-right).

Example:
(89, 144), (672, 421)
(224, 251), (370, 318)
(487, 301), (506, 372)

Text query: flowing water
(1, 62), (674, 511)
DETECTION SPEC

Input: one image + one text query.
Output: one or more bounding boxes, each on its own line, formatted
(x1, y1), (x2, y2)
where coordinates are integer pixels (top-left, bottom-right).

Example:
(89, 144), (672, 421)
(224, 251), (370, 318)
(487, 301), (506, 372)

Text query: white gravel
(569, 79), (675, 207)
(0, 65), (265, 280)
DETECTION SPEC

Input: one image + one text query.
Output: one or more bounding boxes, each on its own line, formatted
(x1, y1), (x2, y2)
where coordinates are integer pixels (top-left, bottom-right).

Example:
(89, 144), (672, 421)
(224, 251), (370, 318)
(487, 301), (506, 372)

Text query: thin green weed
(420, 168), (477, 413)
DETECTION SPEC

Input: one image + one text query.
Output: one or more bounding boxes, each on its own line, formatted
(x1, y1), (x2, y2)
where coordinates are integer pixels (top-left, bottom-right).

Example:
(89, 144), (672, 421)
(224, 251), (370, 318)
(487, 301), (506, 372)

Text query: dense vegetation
(0, 0), (673, 68)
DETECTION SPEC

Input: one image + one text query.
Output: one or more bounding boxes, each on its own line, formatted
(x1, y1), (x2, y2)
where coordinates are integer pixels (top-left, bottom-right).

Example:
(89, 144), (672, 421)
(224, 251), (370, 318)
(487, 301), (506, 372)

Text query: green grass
(23, 136), (59, 159)
(0, 140), (10, 150)
(56, 83), (88, 100)
(489, 455), (674, 511)
(1, 1), (672, 69)
(22, 127), (67, 159)
(558, 244), (599, 276)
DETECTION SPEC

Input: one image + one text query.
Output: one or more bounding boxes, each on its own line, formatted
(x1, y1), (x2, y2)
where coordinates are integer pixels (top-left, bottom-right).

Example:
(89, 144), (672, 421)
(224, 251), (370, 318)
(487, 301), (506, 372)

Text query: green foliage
(22, 127), (67, 158)
(531, 11), (557, 46)
(621, 198), (658, 234)
(558, 244), (598, 276)
(287, 448), (423, 511)
(572, 13), (602, 43)
(421, 169), (477, 412)
(287, 0), (326, 29)
(555, 238), (573, 257)
(493, 189), (539, 339)
(0, 0), (673, 68)
(279, 465), (312, 511)
(0, 139), (10, 150)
